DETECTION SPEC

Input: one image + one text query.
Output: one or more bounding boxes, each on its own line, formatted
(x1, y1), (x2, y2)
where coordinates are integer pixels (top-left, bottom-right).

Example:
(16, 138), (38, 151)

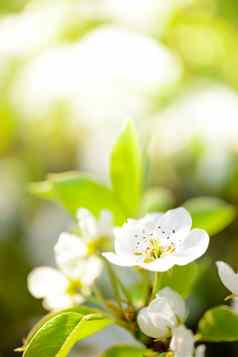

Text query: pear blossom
(103, 207), (209, 272)
(77, 208), (114, 256)
(77, 208), (113, 243)
(216, 261), (238, 297)
(170, 325), (206, 357)
(28, 236), (102, 310)
(137, 287), (186, 339)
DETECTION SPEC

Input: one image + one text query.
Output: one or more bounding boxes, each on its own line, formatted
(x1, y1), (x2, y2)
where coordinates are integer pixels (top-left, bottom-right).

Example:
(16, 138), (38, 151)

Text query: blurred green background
(1, 0), (238, 355)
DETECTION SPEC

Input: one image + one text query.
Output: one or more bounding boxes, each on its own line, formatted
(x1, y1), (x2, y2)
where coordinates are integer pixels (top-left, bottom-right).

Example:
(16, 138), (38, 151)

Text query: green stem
(104, 259), (123, 312)
(92, 286), (112, 313)
(117, 276), (134, 308)
(151, 272), (160, 300)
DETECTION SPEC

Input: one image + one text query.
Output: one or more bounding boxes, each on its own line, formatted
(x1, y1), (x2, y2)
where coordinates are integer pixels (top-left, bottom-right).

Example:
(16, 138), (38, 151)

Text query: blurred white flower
(137, 287), (186, 339)
(0, 3), (67, 58)
(77, 208), (113, 241)
(150, 84), (238, 189)
(151, 85), (238, 155)
(54, 233), (88, 277)
(170, 325), (206, 357)
(12, 26), (181, 126)
(102, 0), (191, 34)
(28, 234), (102, 310)
(28, 255), (101, 310)
(216, 261), (238, 297)
(103, 208), (209, 272)
(12, 26), (181, 178)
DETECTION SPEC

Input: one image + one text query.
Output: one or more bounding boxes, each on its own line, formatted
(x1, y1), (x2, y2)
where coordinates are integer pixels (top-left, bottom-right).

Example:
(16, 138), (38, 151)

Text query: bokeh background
(1, 0), (238, 355)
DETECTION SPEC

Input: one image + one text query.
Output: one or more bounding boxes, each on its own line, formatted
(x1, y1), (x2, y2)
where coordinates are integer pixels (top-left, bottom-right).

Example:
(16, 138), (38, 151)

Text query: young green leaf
(30, 173), (126, 225)
(23, 306), (99, 348)
(184, 197), (235, 235)
(101, 345), (149, 357)
(198, 306), (238, 342)
(23, 312), (113, 357)
(110, 120), (142, 217)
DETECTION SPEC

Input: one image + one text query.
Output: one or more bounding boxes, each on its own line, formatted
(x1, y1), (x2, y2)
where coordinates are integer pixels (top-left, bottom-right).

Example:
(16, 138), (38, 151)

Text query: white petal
(157, 207), (192, 242)
(43, 292), (81, 311)
(140, 255), (175, 272)
(102, 252), (141, 267)
(174, 229), (209, 265)
(216, 261), (238, 295)
(79, 256), (103, 286)
(54, 233), (87, 277)
(157, 287), (186, 322)
(195, 345), (206, 357)
(98, 209), (113, 237)
(114, 222), (144, 256)
(140, 213), (163, 228)
(170, 326), (194, 357)
(137, 307), (169, 339)
(102, 252), (139, 266)
(27, 267), (67, 299)
(148, 297), (177, 329)
(77, 208), (97, 239)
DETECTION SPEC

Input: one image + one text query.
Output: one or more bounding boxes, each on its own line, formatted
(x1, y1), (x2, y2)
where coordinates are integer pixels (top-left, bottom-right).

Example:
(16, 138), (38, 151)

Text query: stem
(117, 276), (134, 308)
(92, 286), (112, 313)
(104, 259), (123, 312)
(151, 272), (160, 300)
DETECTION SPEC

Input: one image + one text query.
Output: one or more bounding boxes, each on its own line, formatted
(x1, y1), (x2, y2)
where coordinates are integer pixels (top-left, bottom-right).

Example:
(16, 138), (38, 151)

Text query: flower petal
(102, 252), (139, 266)
(43, 292), (84, 311)
(54, 233), (87, 277)
(78, 256), (103, 286)
(137, 307), (169, 339)
(113, 214), (162, 256)
(98, 209), (113, 237)
(170, 325), (194, 357)
(114, 222), (144, 256)
(157, 287), (186, 322)
(148, 297), (177, 329)
(216, 261), (238, 295)
(174, 229), (209, 265)
(156, 207), (192, 242)
(77, 208), (97, 239)
(27, 267), (67, 299)
(140, 255), (175, 272)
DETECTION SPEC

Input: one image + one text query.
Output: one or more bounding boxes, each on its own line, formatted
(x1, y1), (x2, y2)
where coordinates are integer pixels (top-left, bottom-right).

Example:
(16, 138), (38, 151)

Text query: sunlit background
(1, 0), (238, 355)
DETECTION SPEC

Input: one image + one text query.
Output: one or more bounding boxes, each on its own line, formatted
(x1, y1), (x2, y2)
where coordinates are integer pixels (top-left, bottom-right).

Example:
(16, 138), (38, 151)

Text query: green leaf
(30, 173), (126, 225)
(158, 261), (209, 299)
(184, 197), (235, 235)
(198, 306), (238, 342)
(24, 306), (99, 347)
(23, 312), (113, 357)
(110, 120), (142, 216)
(101, 345), (148, 357)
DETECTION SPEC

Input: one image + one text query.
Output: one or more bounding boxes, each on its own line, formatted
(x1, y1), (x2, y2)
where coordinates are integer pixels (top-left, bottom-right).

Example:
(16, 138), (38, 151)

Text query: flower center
(66, 279), (82, 296)
(87, 236), (109, 255)
(134, 228), (177, 263)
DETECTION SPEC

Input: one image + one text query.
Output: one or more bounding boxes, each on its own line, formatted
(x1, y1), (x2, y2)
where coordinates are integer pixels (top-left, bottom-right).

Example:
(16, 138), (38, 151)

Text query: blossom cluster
(27, 206), (238, 356)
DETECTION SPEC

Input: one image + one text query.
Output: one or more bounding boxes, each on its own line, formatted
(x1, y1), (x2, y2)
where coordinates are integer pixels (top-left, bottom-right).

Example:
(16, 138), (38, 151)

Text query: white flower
(28, 236), (102, 310)
(77, 208), (113, 241)
(54, 232), (88, 277)
(216, 261), (238, 296)
(170, 325), (206, 357)
(74, 208), (114, 255)
(103, 208), (209, 272)
(137, 287), (186, 339)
